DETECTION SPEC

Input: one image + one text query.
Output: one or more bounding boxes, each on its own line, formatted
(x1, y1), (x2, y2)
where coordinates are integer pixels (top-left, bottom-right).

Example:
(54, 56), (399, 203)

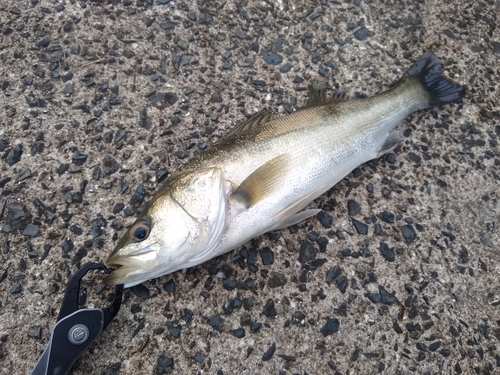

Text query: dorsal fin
(303, 81), (329, 108)
(302, 81), (352, 110)
(223, 108), (275, 142)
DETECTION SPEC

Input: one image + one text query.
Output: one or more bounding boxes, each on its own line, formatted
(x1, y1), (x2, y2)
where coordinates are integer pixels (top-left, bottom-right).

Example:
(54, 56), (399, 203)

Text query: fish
(105, 52), (465, 287)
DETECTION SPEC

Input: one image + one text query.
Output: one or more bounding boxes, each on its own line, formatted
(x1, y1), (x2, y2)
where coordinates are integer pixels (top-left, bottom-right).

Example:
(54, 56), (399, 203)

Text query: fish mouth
(105, 246), (159, 287)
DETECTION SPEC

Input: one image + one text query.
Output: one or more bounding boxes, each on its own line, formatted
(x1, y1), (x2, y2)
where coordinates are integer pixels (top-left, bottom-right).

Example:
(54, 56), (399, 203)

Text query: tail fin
(404, 52), (465, 108)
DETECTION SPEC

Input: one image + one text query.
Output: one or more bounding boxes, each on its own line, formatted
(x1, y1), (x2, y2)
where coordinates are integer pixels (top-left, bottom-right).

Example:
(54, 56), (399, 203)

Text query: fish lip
(105, 245), (159, 286)
(104, 259), (152, 286)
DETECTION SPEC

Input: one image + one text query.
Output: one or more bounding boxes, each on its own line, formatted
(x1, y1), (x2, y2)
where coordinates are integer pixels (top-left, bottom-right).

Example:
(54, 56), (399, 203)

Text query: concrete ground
(0, 0), (499, 374)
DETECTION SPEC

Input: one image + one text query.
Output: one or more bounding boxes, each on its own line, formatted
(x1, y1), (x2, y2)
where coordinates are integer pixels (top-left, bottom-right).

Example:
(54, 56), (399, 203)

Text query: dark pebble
(156, 356), (174, 374)
(260, 247), (274, 265)
(28, 326), (42, 339)
(167, 322), (181, 338)
(173, 150), (186, 159)
(207, 314), (223, 332)
(5, 144), (23, 165)
(262, 52), (283, 65)
(305, 258), (327, 271)
(3, 203), (32, 233)
(235, 29), (246, 39)
(351, 348), (361, 361)
(61, 238), (74, 253)
(298, 240), (316, 263)
(318, 67), (330, 77)
(438, 348), (451, 357)
(71, 153), (87, 166)
(69, 224), (83, 235)
(131, 284), (150, 299)
(111, 220), (123, 230)
(308, 231), (320, 241)
(354, 27), (370, 40)
(379, 242), (395, 262)
(22, 224), (39, 237)
(293, 75), (303, 84)
(428, 341), (441, 352)
(182, 309), (193, 323)
(325, 266), (342, 284)
(10, 283), (22, 294)
(340, 248), (351, 257)
(408, 152), (421, 166)
(367, 292), (381, 303)
(379, 286), (397, 305)
(347, 200), (361, 216)
(320, 318), (340, 336)
(262, 342), (276, 361)
(113, 203), (125, 214)
(16, 169), (32, 182)
(351, 219), (368, 235)
(57, 163), (69, 176)
(250, 322), (262, 333)
(401, 224), (417, 243)
(35, 38), (50, 48)
(354, 27), (371, 40)
(379, 211), (395, 223)
(335, 301), (348, 316)
(222, 278), (237, 290)
(231, 328), (245, 338)
(279, 63), (292, 73)
(316, 211), (333, 228)
(263, 299), (277, 318)
(130, 185), (147, 207)
(22, 76), (33, 85)
(416, 342), (427, 352)
(267, 272), (286, 288)
(2, 26), (14, 35)
(192, 352), (203, 363)
(89, 221), (102, 237)
(163, 279), (175, 293)
(393, 321), (403, 333)
(277, 354), (296, 361)
(130, 304), (141, 314)
(102, 155), (120, 175)
(336, 275), (348, 294)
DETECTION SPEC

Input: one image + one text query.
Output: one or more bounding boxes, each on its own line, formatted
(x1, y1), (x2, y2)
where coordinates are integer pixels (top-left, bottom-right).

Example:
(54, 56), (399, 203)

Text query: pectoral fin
(232, 154), (290, 208)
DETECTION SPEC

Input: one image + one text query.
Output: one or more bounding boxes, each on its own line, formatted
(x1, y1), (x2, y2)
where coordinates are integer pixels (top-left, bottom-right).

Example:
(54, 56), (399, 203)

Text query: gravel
(0, 1), (498, 375)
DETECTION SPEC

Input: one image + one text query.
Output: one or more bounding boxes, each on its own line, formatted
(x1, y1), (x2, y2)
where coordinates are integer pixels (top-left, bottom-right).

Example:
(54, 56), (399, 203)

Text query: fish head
(105, 168), (228, 287)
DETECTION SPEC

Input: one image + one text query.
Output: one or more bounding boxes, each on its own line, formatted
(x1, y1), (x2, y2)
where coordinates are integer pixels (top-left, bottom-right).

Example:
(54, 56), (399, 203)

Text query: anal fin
(377, 130), (405, 158)
(271, 209), (322, 231)
(269, 184), (327, 231)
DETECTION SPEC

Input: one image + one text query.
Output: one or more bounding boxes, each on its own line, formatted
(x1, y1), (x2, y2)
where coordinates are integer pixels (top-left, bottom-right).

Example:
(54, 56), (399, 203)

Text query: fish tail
(404, 52), (465, 108)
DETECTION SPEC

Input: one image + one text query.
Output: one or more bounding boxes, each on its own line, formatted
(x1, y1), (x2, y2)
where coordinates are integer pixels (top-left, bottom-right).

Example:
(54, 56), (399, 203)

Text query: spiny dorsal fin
(303, 81), (329, 108)
(223, 108), (274, 141)
(232, 154), (289, 208)
(302, 81), (352, 109)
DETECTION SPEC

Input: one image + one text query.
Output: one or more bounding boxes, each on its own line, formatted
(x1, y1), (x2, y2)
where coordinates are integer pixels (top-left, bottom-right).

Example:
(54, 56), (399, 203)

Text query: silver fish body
(105, 52), (465, 287)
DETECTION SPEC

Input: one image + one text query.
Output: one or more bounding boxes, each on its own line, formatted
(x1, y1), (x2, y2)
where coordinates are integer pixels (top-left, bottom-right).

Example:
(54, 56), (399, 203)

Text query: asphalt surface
(0, 1), (499, 374)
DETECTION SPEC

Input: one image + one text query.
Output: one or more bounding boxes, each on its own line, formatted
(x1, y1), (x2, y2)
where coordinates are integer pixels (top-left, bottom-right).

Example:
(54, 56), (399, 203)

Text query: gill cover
(168, 167), (228, 267)
(106, 167), (228, 286)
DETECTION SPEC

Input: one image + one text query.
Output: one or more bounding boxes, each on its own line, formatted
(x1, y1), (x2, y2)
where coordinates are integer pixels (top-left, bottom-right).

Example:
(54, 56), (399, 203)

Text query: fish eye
(130, 220), (150, 242)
